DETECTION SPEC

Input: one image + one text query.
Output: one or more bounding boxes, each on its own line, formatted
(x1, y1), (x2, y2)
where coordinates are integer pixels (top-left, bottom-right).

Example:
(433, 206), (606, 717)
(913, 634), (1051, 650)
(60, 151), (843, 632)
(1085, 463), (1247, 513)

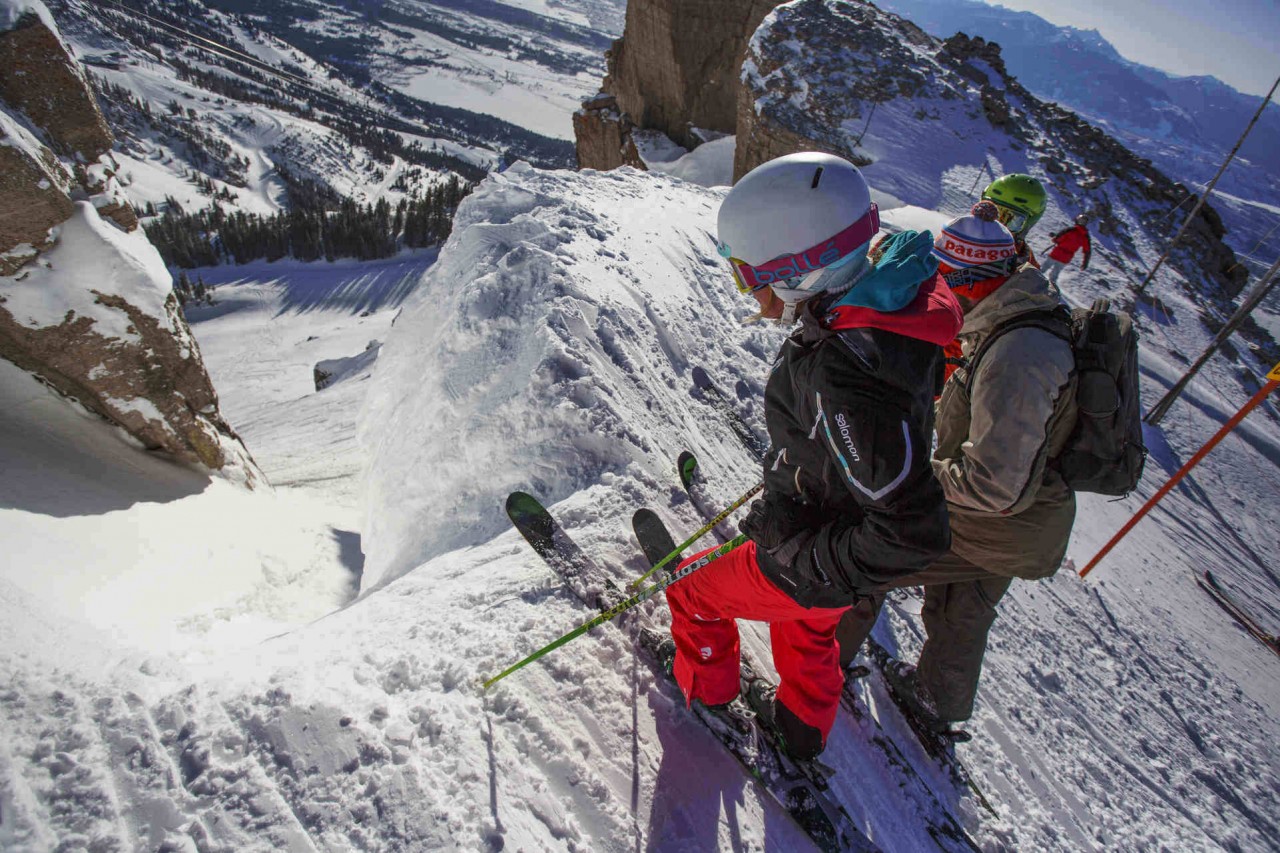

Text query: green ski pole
(627, 481), (762, 590)
(482, 534), (747, 690)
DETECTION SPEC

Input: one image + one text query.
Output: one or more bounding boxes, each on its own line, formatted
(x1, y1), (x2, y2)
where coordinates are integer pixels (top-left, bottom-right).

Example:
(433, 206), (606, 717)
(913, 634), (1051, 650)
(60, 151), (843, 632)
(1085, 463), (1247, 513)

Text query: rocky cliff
(0, 4), (259, 484)
(737, 0), (1246, 301)
(575, 0), (783, 169)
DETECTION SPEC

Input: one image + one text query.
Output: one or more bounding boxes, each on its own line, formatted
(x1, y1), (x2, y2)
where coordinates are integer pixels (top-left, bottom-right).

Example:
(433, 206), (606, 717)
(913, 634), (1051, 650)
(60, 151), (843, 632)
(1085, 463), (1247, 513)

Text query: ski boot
(743, 677), (827, 763)
(877, 656), (972, 745)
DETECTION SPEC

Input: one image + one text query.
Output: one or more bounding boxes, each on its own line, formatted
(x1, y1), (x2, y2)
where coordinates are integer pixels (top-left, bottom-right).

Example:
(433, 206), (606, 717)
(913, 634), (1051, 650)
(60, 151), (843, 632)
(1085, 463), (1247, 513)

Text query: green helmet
(981, 174), (1046, 239)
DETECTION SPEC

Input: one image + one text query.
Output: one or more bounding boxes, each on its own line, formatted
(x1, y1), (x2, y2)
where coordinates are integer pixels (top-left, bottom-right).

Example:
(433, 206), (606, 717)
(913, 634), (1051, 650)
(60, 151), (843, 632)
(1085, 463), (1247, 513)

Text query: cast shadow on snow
(484, 713), (507, 853)
(0, 394), (210, 517)
(636, 638), (793, 852)
(0, 450), (209, 517)
(187, 251), (436, 320)
(1133, 293), (1177, 326)
(330, 527), (365, 604)
(1139, 370), (1280, 471)
(270, 252), (437, 317)
(1140, 425), (1280, 591)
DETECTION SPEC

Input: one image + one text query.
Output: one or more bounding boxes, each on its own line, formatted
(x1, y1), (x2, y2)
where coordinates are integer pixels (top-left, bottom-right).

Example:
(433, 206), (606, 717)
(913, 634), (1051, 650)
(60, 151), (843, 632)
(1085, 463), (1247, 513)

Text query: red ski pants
(664, 539), (850, 738)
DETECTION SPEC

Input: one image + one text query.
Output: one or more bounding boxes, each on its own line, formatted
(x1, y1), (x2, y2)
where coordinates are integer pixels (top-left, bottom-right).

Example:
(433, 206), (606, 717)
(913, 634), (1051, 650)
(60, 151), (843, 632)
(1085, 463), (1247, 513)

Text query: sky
(984, 0), (1280, 97)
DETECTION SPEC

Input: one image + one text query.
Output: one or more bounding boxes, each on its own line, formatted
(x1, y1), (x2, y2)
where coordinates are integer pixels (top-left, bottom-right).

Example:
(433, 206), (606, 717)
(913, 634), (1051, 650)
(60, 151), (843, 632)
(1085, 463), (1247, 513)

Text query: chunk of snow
(0, 202), (174, 341)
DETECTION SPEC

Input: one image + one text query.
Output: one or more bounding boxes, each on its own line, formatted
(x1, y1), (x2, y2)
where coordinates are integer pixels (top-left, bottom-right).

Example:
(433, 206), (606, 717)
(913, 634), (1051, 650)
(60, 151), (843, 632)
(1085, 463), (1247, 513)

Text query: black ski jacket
(755, 290), (956, 608)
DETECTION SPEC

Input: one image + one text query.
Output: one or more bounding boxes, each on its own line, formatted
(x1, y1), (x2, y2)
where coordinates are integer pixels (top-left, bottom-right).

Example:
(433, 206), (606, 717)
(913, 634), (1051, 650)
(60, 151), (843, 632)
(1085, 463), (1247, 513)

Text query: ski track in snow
(3, 156), (1280, 850)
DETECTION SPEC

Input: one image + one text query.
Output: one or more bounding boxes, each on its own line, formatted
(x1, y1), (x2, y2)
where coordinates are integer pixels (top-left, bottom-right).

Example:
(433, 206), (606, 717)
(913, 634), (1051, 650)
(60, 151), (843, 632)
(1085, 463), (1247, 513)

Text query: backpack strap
(1073, 297), (1112, 373)
(960, 305), (1074, 394)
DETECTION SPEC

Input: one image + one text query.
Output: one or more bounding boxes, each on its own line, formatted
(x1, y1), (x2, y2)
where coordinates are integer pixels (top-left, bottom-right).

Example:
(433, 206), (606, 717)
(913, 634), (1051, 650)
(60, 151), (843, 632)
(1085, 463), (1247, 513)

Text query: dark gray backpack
(965, 297), (1147, 496)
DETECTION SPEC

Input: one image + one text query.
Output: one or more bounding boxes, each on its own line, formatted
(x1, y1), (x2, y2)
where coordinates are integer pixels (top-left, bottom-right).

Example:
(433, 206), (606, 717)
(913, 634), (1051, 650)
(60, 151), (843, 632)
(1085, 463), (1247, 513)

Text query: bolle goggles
(991, 203), (1028, 235)
(719, 204), (880, 296)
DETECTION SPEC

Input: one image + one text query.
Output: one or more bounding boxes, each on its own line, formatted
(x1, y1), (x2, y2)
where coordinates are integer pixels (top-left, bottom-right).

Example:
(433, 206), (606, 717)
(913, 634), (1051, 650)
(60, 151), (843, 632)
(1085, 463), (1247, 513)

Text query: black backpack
(964, 297), (1147, 496)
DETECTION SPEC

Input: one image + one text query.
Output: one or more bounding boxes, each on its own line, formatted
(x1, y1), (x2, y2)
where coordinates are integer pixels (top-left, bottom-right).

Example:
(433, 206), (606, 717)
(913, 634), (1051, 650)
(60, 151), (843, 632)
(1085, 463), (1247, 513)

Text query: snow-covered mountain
(876, 0), (1280, 266)
(5, 155), (1279, 851)
(46, 0), (624, 223)
(3, 1), (1280, 851)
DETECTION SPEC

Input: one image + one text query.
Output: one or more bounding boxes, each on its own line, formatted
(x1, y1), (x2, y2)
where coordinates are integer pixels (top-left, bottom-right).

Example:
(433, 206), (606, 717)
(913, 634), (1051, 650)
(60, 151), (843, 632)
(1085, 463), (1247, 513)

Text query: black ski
(861, 640), (997, 819)
(630, 508), (876, 853)
(675, 451), (739, 544)
(506, 491), (619, 610)
(691, 366), (768, 459)
(1196, 571), (1280, 657)
(836, 669), (983, 852)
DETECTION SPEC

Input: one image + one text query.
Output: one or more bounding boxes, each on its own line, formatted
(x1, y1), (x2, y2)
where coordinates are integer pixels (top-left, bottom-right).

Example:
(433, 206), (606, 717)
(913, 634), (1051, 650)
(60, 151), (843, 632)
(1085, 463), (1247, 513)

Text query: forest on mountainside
(144, 175), (470, 267)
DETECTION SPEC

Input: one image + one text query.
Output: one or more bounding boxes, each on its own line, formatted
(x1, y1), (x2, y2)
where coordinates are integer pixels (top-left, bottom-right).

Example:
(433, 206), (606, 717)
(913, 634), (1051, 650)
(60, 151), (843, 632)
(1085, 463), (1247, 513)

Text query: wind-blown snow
(360, 163), (772, 589)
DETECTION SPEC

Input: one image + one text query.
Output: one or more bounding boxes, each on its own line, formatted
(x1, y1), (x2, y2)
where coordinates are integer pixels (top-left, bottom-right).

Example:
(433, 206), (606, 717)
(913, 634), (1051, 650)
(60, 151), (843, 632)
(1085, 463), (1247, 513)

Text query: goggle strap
(731, 205), (879, 291)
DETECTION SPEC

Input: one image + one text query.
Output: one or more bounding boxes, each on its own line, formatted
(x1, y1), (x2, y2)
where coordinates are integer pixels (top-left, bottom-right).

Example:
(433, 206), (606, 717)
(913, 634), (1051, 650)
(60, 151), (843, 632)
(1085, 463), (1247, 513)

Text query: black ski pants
(835, 551), (1013, 723)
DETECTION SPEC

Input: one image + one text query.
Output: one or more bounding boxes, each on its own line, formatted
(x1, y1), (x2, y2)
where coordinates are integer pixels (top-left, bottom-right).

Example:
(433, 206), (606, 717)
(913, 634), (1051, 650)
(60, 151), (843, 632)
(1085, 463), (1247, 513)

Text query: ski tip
(677, 451), (698, 487)
(632, 507), (659, 524)
(506, 490), (540, 513)
(691, 365), (711, 387)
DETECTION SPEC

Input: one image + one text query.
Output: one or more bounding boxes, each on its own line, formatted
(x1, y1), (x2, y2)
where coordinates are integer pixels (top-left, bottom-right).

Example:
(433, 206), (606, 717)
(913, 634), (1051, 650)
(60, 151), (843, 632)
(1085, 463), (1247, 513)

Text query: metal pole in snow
(1079, 363), (1280, 578)
(1144, 252), (1280, 425)
(1133, 73), (1280, 297)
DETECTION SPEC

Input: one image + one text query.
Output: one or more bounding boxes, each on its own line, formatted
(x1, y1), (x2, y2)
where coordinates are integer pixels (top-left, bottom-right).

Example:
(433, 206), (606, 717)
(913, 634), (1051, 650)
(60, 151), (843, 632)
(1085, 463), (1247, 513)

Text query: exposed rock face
(738, 0), (1246, 300)
(737, 1), (949, 180)
(0, 5), (261, 486)
(0, 204), (260, 481)
(0, 12), (113, 160)
(575, 0), (783, 169)
(733, 77), (871, 177)
(0, 12), (136, 270)
(0, 122), (75, 275)
(572, 94), (645, 171)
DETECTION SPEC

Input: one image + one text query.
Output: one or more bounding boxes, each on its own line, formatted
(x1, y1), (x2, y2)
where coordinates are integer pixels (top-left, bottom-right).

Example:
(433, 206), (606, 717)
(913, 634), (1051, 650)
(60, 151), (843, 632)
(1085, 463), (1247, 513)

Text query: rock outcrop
(0, 10), (136, 272)
(0, 9), (113, 161)
(738, 0), (1246, 300)
(575, 0), (783, 169)
(572, 94), (645, 172)
(0, 115), (75, 274)
(0, 4), (260, 486)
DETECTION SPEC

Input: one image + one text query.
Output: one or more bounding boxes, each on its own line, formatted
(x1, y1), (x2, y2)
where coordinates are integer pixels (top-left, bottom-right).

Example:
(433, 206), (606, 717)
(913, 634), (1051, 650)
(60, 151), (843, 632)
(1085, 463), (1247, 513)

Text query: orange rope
(1080, 377), (1280, 578)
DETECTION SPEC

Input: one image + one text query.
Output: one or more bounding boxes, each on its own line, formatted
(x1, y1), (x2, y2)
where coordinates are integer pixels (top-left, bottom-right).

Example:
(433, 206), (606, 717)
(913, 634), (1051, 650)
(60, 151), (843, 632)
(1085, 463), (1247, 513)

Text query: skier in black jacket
(663, 152), (962, 760)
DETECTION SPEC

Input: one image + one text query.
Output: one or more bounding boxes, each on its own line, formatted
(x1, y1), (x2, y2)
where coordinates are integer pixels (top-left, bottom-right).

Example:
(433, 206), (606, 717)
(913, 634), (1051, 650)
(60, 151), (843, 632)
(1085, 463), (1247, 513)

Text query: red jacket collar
(824, 273), (963, 346)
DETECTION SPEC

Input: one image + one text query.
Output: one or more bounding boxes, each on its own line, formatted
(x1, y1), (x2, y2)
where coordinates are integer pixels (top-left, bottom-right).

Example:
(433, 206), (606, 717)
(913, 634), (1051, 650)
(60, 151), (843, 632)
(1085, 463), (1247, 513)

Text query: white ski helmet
(717, 152), (878, 305)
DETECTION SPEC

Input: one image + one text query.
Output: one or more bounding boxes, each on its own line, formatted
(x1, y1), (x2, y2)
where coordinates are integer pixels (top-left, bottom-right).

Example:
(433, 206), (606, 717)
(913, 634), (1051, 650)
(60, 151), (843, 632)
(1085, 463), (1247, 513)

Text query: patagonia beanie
(931, 201), (1017, 271)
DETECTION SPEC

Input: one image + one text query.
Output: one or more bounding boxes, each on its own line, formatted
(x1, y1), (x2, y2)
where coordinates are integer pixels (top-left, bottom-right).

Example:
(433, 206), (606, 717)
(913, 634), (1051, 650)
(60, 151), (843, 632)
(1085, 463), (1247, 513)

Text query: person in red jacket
(1041, 215), (1092, 283)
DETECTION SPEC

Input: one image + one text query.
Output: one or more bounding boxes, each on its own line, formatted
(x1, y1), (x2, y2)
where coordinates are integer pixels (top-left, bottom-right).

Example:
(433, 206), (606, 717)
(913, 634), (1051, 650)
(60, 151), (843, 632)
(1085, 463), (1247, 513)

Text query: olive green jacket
(932, 267), (1078, 579)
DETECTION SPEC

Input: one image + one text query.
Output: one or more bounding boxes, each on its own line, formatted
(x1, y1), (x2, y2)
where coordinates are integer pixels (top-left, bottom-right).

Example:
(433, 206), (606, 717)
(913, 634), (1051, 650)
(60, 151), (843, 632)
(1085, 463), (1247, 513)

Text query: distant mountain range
(877, 0), (1280, 261)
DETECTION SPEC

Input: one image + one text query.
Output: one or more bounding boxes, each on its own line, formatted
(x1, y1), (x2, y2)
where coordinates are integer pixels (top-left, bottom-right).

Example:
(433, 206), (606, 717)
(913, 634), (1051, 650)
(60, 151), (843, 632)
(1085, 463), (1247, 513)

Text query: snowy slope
(47, 0), (625, 226)
(875, 0), (1280, 261)
(4, 157), (1280, 852)
(356, 163), (1280, 849)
